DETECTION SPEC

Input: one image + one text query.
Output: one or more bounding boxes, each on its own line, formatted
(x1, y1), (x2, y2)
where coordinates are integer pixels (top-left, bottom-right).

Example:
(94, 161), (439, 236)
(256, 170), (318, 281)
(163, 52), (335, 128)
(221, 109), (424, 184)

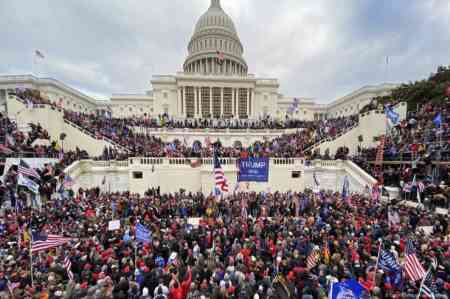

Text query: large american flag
(404, 239), (426, 281)
(64, 255), (74, 281)
(31, 233), (72, 253)
(213, 153), (228, 192)
(18, 159), (40, 180)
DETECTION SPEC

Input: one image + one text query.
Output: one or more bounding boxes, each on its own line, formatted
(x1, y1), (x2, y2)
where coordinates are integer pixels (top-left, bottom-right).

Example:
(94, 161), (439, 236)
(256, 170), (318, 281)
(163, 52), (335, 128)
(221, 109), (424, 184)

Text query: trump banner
(238, 157), (269, 182)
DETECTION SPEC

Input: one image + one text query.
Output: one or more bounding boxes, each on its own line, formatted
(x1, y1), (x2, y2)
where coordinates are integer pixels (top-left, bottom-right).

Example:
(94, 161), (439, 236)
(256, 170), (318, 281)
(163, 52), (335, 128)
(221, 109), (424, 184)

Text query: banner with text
(238, 157), (269, 182)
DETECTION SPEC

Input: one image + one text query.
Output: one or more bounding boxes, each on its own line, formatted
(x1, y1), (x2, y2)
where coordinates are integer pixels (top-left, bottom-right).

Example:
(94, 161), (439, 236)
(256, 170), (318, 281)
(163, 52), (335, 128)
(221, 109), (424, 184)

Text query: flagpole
(416, 267), (431, 299)
(134, 240), (138, 276)
(30, 231), (34, 287)
(373, 240), (382, 287)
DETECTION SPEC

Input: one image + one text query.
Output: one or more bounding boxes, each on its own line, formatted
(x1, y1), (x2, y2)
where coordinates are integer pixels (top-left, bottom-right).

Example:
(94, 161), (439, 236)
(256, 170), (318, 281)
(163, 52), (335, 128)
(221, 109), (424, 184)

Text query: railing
(131, 126), (300, 136)
(303, 123), (359, 153)
(11, 93), (130, 153)
(129, 157), (306, 167)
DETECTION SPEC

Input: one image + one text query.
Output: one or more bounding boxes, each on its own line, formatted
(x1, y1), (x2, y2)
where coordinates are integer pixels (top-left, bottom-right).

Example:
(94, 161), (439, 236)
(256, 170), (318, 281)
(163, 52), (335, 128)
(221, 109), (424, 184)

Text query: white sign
(418, 226), (433, 236)
(187, 218), (201, 228)
(108, 220), (121, 231)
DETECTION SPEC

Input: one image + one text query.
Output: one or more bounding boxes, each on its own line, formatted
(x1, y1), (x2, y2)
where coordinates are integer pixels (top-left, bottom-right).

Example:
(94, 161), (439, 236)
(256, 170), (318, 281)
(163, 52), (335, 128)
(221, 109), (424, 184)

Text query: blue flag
(385, 106), (400, 125)
(433, 113), (442, 127)
(378, 250), (403, 289)
(329, 279), (368, 299)
(136, 223), (151, 244)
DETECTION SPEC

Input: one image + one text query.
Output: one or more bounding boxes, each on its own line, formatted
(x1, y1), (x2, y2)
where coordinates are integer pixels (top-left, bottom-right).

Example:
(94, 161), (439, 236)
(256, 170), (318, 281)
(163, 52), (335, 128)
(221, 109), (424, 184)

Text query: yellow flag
(23, 229), (30, 242)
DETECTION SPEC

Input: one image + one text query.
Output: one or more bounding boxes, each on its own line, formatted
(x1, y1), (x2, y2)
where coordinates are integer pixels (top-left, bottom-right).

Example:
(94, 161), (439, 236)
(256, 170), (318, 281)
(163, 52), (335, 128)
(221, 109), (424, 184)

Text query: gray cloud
(0, 0), (448, 103)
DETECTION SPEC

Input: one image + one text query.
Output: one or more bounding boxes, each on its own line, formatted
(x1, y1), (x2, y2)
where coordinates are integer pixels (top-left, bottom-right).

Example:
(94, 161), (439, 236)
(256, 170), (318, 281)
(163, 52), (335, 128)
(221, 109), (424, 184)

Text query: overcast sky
(1, 0), (449, 103)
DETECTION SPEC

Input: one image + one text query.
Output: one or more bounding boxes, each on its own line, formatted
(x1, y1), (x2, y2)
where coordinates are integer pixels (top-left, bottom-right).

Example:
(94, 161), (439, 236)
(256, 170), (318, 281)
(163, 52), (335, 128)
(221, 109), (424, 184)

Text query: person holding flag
(213, 150), (229, 194)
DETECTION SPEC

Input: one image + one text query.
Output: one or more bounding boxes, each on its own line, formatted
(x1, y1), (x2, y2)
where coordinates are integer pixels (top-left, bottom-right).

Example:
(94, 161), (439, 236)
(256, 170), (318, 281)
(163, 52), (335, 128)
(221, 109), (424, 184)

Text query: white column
(183, 87), (188, 118)
(177, 87), (182, 117)
(220, 87), (224, 117)
(246, 88), (250, 117)
(250, 88), (255, 118)
(198, 87), (202, 118)
(231, 88), (235, 118)
(209, 86), (213, 117)
(194, 85), (198, 118)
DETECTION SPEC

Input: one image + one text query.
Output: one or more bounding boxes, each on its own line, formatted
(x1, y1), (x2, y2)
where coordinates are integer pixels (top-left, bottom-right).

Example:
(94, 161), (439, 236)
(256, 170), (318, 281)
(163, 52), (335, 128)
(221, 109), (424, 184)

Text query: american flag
(372, 184), (381, 202)
(18, 159), (40, 180)
(35, 50), (45, 59)
(417, 181), (425, 193)
(64, 255), (74, 281)
(402, 183), (412, 193)
(213, 152), (228, 193)
(58, 150), (64, 161)
(306, 248), (320, 270)
(420, 270), (436, 299)
(63, 175), (75, 188)
(31, 232), (72, 253)
(404, 239), (426, 281)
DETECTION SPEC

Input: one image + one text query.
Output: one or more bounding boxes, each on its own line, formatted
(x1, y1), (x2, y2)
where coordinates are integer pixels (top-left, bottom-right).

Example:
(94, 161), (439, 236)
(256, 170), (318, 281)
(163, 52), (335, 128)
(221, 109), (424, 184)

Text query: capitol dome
(183, 0), (248, 76)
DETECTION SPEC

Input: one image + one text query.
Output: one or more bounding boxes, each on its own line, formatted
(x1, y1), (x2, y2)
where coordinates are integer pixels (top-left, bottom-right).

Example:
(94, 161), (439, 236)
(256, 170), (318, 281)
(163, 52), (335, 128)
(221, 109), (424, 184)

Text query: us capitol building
(0, 0), (396, 120)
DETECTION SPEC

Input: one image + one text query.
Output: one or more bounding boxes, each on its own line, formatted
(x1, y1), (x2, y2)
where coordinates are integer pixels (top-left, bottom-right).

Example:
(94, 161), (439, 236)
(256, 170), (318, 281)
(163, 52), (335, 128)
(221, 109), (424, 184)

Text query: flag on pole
(31, 232), (72, 253)
(306, 248), (320, 270)
(404, 239), (426, 281)
(17, 174), (40, 194)
(136, 223), (151, 244)
(35, 50), (45, 59)
(213, 152), (229, 193)
(313, 172), (320, 188)
(63, 175), (75, 188)
(385, 106), (400, 125)
(18, 159), (40, 180)
(433, 113), (442, 127)
(411, 175), (417, 187)
(58, 150), (64, 161)
(64, 255), (74, 281)
(342, 176), (350, 200)
(420, 270), (436, 299)
(329, 279), (368, 299)
(378, 248), (403, 289)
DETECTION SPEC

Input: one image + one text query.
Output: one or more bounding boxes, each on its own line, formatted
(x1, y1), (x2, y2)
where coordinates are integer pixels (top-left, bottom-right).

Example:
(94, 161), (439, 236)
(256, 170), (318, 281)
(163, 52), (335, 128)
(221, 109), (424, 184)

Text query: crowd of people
(63, 110), (358, 159)
(0, 183), (449, 298)
(0, 113), (61, 158)
(352, 100), (450, 210)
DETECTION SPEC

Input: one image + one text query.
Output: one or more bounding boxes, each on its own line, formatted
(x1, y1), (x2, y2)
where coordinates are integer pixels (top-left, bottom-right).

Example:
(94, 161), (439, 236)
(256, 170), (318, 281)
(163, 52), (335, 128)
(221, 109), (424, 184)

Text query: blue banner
(238, 157), (269, 182)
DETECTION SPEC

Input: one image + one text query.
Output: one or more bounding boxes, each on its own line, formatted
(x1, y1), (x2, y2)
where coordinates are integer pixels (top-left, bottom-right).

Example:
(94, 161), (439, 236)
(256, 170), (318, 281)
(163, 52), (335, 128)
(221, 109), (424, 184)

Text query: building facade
(0, 0), (396, 119)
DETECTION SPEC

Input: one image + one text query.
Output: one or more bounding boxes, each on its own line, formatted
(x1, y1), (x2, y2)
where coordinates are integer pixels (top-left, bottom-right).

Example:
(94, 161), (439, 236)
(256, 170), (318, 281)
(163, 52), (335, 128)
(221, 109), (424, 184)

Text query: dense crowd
(352, 100), (450, 209)
(0, 113), (59, 158)
(64, 110), (358, 158)
(0, 185), (449, 298)
(115, 116), (336, 130)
